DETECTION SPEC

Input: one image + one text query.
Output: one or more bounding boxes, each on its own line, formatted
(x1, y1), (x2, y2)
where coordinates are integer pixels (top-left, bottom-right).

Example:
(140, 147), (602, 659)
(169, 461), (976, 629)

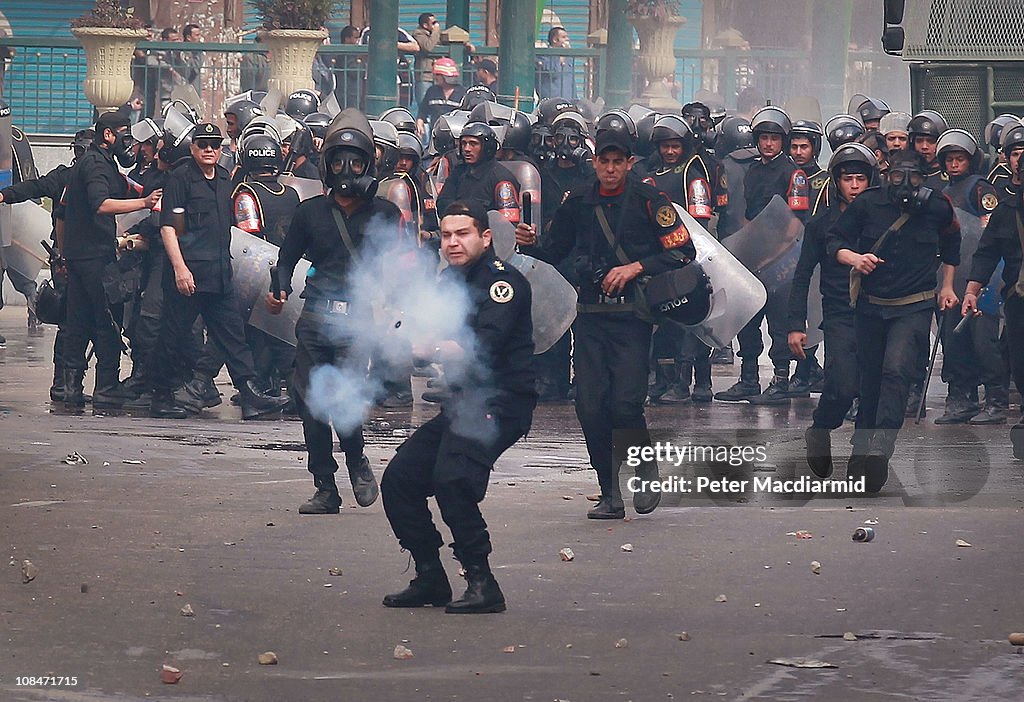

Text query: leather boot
(149, 390), (189, 419)
(934, 389), (977, 425)
(62, 368), (85, 409)
(382, 556), (452, 608)
(631, 459), (662, 514)
(92, 369), (128, 410)
(50, 363), (66, 402)
(714, 361), (760, 401)
(445, 561), (506, 614)
(299, 474), (342, 514)
(970, 385), (1008, 425)
(660, 361), (692, 404)
(239, 379), (289, 420)
(805, 426), (833, 478)
(346, 455), (379, 507)
(588, 466), (625, 519)
(749, 371), (794, 405)
(691, 357), (713, 403)
(647, 361), (676, 404)
(905, 384), (925, 418)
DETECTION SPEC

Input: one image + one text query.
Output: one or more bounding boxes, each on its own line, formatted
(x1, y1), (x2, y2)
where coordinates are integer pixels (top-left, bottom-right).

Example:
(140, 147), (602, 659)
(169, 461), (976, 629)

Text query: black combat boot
(714, 361), (760, 401)
(691, 357), (713, 403)
(749, 370), (794, 405)
(298, 474), (341, 514)
(660, 361), (692, 404)
(149, 390), (189, 419)
(588, 466), (625, 519)
(238, 379), (289, 420)
(445, 560), (506, 614)
(805, 426), (833, 479)
(49, 363), (66, 402)
(647, 361), (676, 404)
(62, 369), (86, 410)
(969, 384), (1008, 425)
(382, 556), (452, 608)
(346, 455), (379, 507)
(631, 458), (661, 514)
(935, 389), (978, 425)
(92, 369), (128, 410)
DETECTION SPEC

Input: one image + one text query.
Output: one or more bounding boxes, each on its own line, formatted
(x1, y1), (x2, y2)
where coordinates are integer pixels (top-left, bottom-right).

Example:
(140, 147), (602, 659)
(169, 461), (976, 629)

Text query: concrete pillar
(605, 0), (633, 108)
(366, 0), (399, 116)
(497, 0), (537, 112)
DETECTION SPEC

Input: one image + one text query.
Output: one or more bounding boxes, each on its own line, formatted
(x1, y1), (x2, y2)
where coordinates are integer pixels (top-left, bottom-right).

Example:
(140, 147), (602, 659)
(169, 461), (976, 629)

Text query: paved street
(2, 307), (1023, 701)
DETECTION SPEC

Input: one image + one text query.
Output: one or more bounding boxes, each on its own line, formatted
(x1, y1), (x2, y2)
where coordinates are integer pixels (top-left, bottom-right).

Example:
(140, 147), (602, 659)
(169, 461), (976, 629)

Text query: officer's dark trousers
(811, 312), (859, 431)
(573, 312), (653, 495)
(938, 307), (978, 396)
(292, 311), (365, 478)
(126, 255), (165, 387)
(972, 313), (1009, 404)
(736, 287), (793, 371)
(381, 409), (530, 564)
(1004, 295), (1024, 404)
(535, 329), (572, 396)
(64, 256), (122, 378)
(853, 306), (932, 458)
(150, 273), (255, 393)
(1, 261), (38, 307)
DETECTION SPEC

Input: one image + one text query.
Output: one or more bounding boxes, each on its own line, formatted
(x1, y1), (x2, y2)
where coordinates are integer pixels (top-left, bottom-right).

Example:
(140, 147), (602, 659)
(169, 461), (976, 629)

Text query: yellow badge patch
(490, 280), (514, 303)
(981, 192), (999, 212)
(656, 206), (677, 227)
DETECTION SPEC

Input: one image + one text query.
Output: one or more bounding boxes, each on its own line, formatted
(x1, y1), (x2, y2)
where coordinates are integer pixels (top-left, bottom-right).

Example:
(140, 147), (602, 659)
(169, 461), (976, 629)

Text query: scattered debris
(502, 645), (516, 653)
(811, 561), (822, 575)
(266, 522), (276, 527)
(323, 583), (333, 588)
(677, 632), (690, 641)
(393, 644), (414, 660)
(586, 494), (600, 502)
(715, 594), (728, 603)
(559, 548), (575, 562)
(843, 632), (857, 641)
(955, 539), (972, 548)
(223, 542), (236, 546)
(787, 530), (813, 539)
(852, 527), (875, 542)
(21, 560), (38, 583)
(160, 664), (182, 684)
(257, 652), (278, 665)
(621, 543), (633, 552)
(864, 518), (879, 525)
(80, 583), (89, 593)
(122, 459), (146, 465)
(180, 604), (195, 617)
(562, 495), (573, 500)
(62, 452), (88, 465)
(328, 567), (343, 576)
(768, 657), (838, 669)
(614, 638), (628, 649)
(1009, 633), (1024, 646)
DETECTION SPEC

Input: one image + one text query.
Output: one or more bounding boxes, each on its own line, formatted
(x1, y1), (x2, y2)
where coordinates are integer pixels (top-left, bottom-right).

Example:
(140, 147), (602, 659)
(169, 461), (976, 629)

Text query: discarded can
(852, 527), (875, 542)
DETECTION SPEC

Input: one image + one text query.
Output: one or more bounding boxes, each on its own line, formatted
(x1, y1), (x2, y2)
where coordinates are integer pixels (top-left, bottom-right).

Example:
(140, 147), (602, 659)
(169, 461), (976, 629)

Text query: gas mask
(887, 167), (931, 211)
(326, 146), (376, 198)
(553, 126), (589, 164)
(113, 130), (137, 168)
(529, 125), (555, 166)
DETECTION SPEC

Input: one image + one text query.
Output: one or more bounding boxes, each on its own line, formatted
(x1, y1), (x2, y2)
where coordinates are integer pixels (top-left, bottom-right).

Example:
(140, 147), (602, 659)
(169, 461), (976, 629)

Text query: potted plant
(71, 0), (148, 112)
(253, 0), (341, 96)
(626, 0), (686, 110)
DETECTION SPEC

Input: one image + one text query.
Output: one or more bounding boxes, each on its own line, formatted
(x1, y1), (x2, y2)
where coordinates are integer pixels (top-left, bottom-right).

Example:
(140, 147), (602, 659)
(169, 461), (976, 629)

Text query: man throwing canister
(380, 201), (536, 614)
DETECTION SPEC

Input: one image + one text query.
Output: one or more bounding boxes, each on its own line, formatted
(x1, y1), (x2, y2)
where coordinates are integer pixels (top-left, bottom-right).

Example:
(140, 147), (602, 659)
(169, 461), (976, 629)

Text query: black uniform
(382, 246), (536, 566)
(62, 143), (131, 392)
(744, 153), (808, 222)
(827, 185), (960, 464)
(277, 193), (402, 484)
(435, 158), (522, 224)
(804, 162), (830, 217)
(527, 173), (697, 510)
(717, 147), (757, 239)
(987, 162), (1013, 199)
(968, 194), (1024, 417)
(788, 205), (858, 431)
(150, 159), (261, 397)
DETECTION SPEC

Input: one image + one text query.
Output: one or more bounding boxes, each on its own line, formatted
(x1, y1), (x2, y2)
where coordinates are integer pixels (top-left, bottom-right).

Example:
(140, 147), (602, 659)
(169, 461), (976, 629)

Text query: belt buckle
(598, 294), (626, 305)
(327, 300), (349, 315)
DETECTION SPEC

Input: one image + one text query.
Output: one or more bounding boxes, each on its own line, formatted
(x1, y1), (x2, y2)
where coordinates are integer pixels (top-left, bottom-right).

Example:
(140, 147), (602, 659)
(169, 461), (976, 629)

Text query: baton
(269, 265), (282, 301)
(952, 312), (972, 335)
(522, 192), (532, 227)
(915, 313), (947, 425)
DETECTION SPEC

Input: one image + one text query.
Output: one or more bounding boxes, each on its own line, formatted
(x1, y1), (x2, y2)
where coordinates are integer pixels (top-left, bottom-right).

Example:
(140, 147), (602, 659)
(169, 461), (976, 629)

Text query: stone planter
(629, 16), (686, 111)
(72, 26), (148, 112)
(261, 28), (328, 96)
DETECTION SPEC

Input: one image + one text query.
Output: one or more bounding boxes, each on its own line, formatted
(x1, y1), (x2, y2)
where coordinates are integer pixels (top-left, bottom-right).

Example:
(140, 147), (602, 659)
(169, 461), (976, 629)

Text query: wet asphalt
(2, 305), (1023, 701)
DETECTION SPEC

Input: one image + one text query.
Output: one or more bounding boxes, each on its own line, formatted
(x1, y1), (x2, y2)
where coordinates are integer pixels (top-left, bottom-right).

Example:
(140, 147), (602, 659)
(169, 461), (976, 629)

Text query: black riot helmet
(634, 111), (658, 158)
(551, 111), (591, 163)
(825, 114), (865, 151)
(651, 114), (694, 146)
(370, 119), (401, 174)
(159, 128), (194, 168)
(240, 133), (284, 176)
(224, 99), (264, 138)
(469, 100), (513, 126)
(460, 85), (496, 111)
(432, 110), (470, 154)
(396, 131), (423, 169)
(536, 97), (580, 126)
(750, 106), (792, 138)
(789, 119), (824, 156)
(856, 97), (891, 126)
(828, 142), (877, 184)
(285, 89), (320, 120)
(715, 116), (754, 158)
(379, 106), (417, 135)
(320, 108), (378, 197)
(907, 110), (948, 140)
(999, 120), (1024, 156)
(984, 114), (1021, 151)
(459, 121), (499, 161)
(595, 109), (638, 142)
(936, 128), (982, 174)
(303, 112), (332, 140)
(503, 110), (533, 154)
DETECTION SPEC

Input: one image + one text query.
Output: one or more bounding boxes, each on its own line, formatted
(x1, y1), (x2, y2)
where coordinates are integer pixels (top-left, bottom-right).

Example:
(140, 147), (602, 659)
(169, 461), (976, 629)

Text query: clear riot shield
(501, 160), (542, 226)
(804, 266), (824, 348)
(247, 243), (311, 346)
(488, 211), (577, 354)
(230, 227), (278, 320)
(722, 195), (804, 294)
(784, 96), (823, 127)
(377, 177), (415, 235)
(0, 104), (12, 246)
(672, 205), (767, 348)
(949, 207), (987, 295)
(116, 210), (151, 236)
(279, 173), (324, 201)
(1, 201), (51, 282)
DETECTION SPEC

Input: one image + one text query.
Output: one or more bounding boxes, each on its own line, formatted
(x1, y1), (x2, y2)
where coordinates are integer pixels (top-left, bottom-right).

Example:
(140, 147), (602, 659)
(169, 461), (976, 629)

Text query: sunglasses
(195, 141), (222, 151)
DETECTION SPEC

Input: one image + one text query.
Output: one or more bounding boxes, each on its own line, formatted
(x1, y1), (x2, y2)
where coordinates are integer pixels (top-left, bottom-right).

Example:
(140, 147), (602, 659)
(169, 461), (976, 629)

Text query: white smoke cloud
(302, 212), (497, 444)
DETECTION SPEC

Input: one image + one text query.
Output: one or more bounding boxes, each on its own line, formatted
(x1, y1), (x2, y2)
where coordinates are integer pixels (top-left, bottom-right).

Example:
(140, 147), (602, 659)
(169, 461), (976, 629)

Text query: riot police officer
(827, 149), (960, 492)
(435, 122), (522, 224)
(266, 108), (401, 514)
(908, 110), (949, 188)
(381, 200), (536, 614)
(984, 115), (1022, 194)
(516, 129), (698, 519)
(879, 111), (911, 155)
(789, 143), (877, 477)
(854, 97), (891, 132)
